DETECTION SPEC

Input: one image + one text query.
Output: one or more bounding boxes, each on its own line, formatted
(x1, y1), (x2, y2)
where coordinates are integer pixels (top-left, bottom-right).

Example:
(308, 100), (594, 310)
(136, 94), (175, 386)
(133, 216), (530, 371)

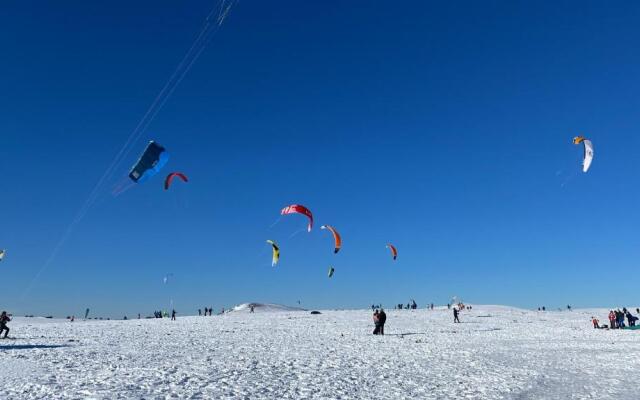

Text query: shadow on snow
(0, 344), (69, 350)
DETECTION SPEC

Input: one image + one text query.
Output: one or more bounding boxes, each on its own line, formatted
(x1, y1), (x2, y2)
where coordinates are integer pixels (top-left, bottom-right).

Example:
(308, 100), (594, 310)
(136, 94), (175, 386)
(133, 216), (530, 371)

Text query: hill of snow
(230, 302), (306, 313)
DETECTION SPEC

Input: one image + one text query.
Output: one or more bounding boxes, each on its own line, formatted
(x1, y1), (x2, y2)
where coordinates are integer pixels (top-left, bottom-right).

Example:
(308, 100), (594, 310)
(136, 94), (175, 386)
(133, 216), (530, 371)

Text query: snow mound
(230, 303), (306, 313)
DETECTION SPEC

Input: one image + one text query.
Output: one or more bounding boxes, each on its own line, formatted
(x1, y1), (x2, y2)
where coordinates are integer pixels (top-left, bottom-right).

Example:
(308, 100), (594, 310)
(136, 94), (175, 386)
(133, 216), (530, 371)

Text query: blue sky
(2, 1), (640, 317)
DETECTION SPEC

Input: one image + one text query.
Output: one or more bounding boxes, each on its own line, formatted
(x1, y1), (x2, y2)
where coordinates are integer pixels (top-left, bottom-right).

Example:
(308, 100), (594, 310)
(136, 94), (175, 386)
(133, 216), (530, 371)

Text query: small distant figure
(220, 307), (225, 315)
(372, 310), (380, 334)
(430, 303), (434, 310)
(210, 307), (214, 316)
(371, 304), (375, 311)
(171, 309), (176, 321)
(198, 309), (202, 316)
(616, 309), (625, 329)
(537, 307), (541, 311)
(453, 308), (460, 323)
(591, 317), (599, 329)
(542, 306), (546, 311)
(138, 313), (141, 319)
(567, 305), (572, 311)
(0, 311), (11, 338)
(250, 305), (255, 313)
(609, 310), (616, 329)
(626, 311), (638, 327)
(378, 309), (386, 335)
(123, 316), (127, 320)
(447, 303), (451, 310)
(70, 316), (75, 322)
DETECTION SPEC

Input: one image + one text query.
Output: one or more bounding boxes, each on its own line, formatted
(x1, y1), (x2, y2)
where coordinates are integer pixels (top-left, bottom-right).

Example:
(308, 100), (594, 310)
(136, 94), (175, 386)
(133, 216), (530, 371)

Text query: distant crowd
(592, 308), (639, 329)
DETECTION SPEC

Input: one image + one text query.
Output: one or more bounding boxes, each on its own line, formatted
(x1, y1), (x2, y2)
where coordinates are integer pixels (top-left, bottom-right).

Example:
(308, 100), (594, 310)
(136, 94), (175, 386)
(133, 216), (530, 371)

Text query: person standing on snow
(171, 309), (176, 321)
(0, 311), (11, 338)
(453, 308), (460, 323)
(608, 310), (616, 329)
(378, 309), (387, 335)
(616, 310), (625, 328)
(372, 310), (380, 334)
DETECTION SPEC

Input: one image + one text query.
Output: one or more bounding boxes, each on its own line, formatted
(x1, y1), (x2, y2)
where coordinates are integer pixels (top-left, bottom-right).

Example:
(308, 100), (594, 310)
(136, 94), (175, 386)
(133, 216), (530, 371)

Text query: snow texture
(0, 305), (638, 399)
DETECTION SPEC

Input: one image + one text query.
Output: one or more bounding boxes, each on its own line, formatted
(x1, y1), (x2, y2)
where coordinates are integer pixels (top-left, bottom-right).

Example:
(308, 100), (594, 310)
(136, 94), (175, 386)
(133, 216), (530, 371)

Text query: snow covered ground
(1, 305), (638, 399)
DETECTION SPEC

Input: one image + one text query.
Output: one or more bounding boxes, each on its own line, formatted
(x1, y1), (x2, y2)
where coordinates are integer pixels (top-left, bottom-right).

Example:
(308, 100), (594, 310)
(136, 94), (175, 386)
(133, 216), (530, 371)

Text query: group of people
(198, 307), (214, 316)
(593, 308), (639, 329)
(372, 309), (387, 334)
(396, 300), (418, 310)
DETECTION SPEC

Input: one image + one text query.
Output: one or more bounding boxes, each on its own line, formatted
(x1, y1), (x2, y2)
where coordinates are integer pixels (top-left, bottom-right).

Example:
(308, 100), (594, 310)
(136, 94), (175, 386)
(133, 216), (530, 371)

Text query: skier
(453, 308), (460, 323)
(0, 311), (11, 338)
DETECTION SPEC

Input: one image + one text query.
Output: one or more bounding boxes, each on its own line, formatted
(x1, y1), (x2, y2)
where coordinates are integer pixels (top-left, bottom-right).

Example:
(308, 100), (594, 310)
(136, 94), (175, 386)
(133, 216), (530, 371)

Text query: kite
(328, 267), (335, 278)
(280, 204), (313, 232)
(163, 273), (174, 284)
(164, 172), (188, 190)
(266, 240), (280, 267)
(573, 136), (594, 173)
(129, 141), (169, 183)
(320, 225), (342, 254)
(386, 244), (398, 260)
(0, 250), (5, 261)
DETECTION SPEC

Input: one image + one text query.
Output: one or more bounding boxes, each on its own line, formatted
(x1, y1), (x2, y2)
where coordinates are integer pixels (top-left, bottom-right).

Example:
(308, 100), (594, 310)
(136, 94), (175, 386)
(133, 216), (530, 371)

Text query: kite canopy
(0, 250), (5, 261)
(281, 204), (314, 232)
(266, 240), (280, 267)
(320, 225), (342, 254)
(129, 141), (169, 183)
(386, 244), (398, 260)
(164, 172), (188, 190)
(163, 273), (174, 284)
(328, 267), (335, 278)
(573, 136), (594, 173)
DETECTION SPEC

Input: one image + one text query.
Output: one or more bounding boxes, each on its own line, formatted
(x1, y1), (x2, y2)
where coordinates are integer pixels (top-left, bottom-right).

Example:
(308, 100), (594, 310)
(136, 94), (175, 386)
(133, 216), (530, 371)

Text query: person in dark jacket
(0, 311), (11, 338)
(616, 310), (625, 328)
(453, 308), (460, 323)
(378, 309), (387, 335)
(626, 311), (637, 327)
(171, 309), (177, 321)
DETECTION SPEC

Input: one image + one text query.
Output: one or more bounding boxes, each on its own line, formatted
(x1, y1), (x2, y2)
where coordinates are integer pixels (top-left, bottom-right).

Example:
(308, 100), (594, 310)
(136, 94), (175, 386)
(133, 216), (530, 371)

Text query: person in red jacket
(591, 317), (599, 329)
(608, 310), (616, 329)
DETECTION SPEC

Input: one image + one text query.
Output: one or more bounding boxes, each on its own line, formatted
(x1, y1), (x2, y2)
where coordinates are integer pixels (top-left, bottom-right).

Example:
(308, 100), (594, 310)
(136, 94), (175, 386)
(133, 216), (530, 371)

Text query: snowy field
(1, 305), (639, 399)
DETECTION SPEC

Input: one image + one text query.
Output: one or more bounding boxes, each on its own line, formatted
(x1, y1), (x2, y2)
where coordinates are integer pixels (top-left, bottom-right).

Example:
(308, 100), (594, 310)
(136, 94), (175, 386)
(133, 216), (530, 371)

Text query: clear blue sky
(2, 1), (640, 317)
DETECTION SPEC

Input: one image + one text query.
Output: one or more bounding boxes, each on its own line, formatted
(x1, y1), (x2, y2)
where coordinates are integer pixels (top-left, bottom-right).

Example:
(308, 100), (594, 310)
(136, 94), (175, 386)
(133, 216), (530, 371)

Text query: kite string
(22, 0), (238, 298)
